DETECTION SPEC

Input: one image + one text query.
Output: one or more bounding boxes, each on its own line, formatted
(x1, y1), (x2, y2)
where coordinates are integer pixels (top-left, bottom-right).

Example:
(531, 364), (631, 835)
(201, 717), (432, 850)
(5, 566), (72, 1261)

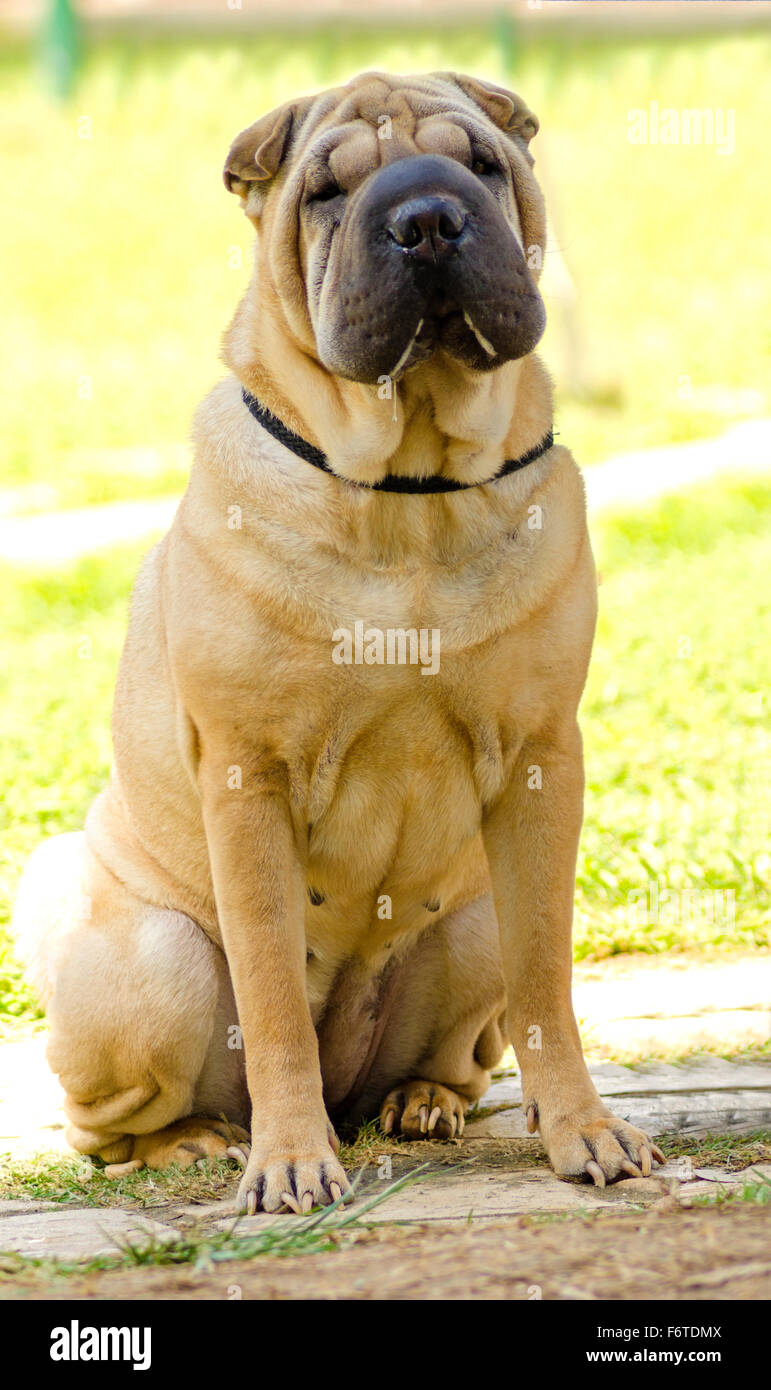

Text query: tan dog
(13, 71), (664, 1213)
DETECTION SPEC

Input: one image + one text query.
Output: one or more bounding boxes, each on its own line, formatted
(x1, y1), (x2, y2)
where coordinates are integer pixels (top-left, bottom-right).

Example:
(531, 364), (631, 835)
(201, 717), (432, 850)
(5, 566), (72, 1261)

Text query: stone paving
(221, 1157), (771, 1236)
(472, 1058), (771, 1138)
(0, 1207), (179, 1262)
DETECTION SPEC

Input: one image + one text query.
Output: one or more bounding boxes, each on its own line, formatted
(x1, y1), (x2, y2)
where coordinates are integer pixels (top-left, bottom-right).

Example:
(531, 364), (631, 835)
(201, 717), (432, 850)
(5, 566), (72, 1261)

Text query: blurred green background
(1, 16), (769, 507)
(0, 6), (769, 1025)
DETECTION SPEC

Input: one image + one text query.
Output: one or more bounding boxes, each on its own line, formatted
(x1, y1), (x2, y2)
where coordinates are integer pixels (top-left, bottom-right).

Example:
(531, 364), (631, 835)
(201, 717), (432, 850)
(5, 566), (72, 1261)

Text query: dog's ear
(448, 73), (539, 163)
(224, 98), (313, 204)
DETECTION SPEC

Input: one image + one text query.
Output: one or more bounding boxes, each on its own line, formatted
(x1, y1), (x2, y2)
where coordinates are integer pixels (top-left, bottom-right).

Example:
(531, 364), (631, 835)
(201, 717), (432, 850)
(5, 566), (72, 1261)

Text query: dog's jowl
(13, 71), (663, 1213)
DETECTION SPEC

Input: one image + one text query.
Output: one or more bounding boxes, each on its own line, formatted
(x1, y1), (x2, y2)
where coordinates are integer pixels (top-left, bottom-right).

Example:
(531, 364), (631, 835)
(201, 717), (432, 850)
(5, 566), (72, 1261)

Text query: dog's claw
(246, 1188), (258, 1216)
(526, 1103), (538, 1134)
(586, 1160), (606, 1188)
(652, 1144), (666, 1166)
(379, 1081), (466, 1142)
(329, 1181), (342, 1203)
(301, 1191), (314, 1213)
(620, 1158), (642, 1179)
(427, 1105), (442, 1133)
(226, 1145), (250, 1169)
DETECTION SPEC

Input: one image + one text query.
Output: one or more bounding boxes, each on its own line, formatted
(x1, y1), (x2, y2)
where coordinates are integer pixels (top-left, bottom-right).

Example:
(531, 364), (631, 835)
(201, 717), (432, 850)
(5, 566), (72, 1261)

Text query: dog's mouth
(390, 294), (500, 378)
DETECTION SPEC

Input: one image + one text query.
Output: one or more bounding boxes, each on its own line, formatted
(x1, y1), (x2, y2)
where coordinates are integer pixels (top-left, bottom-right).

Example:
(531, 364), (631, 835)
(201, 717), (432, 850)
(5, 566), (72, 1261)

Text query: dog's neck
(223, 287), (554, 492)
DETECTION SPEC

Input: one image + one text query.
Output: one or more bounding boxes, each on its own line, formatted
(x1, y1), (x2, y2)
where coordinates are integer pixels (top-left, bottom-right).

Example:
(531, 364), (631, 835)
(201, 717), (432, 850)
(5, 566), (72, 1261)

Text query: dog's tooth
(462, 310), (497, 357)
(390, 318), (424, 377)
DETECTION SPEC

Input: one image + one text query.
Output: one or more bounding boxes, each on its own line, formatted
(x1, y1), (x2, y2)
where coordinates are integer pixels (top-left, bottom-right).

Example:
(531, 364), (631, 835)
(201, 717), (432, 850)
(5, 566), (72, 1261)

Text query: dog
(13, 70), (664, 1213)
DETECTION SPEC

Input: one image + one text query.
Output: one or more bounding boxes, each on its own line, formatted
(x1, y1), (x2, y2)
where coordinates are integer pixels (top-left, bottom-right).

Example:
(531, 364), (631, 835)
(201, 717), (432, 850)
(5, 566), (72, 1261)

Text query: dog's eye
(308, 180), (344, 204)
(472, 157), (498, 177)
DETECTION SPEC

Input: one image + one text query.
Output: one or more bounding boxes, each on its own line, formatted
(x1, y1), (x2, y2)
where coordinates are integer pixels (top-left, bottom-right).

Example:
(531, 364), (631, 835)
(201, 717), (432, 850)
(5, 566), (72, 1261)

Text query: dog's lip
(411, 297), (463, 344)
(390, 305), (484, 377)
(421, 288), (461, 320)
(415, 303), (477, 347)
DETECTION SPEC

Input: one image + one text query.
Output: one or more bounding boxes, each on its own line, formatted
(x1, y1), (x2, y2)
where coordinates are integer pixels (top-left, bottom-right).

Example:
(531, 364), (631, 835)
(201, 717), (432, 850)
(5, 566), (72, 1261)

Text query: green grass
(0, 25), (769, 510)
(0, 475), (768, 1021)
(0, 1150), (239, 1209)
(660, 1130), (771, 1173)
(0, 541), (142, 1021)
(582, 1038), (771, 1069)
(576, 476), (770, 958)
(692, 1175), (771, 1208)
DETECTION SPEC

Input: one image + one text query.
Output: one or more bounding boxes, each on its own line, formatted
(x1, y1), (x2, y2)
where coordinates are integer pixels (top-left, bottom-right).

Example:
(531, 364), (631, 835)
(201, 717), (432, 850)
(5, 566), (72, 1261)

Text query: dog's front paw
(236, 1135), (350, 1215)
(536, 1104), (665, 1187)
(380, 1080), (466, 1140)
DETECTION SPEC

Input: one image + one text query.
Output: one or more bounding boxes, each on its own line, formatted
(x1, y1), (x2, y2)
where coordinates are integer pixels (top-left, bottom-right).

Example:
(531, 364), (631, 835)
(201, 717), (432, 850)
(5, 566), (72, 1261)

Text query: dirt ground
(2, 1204), (769, 1302)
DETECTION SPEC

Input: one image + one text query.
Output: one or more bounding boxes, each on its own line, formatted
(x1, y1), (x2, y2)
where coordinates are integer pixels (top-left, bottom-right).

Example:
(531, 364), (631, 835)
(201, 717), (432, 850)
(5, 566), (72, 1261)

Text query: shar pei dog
(13, 70), (664, 1213)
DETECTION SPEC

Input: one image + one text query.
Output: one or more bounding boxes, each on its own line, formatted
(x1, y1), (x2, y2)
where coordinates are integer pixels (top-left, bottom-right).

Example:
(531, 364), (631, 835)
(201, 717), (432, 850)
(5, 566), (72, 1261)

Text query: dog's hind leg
(12, 831), (249, 1173)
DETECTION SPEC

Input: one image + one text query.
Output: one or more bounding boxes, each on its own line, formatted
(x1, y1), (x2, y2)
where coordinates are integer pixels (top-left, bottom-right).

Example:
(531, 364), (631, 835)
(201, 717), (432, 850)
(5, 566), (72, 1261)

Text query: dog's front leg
(200, 760), (349, 1213)
(483, 725), (664, 1186)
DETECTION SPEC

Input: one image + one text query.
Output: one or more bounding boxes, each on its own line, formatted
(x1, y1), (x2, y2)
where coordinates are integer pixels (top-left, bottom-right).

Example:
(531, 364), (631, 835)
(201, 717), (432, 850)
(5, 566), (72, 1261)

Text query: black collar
(242, 388), (554, 494)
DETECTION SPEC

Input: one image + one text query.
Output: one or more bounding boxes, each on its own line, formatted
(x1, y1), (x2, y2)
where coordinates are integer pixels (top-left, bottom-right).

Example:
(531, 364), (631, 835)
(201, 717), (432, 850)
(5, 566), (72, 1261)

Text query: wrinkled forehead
(296, 80), (504, 188)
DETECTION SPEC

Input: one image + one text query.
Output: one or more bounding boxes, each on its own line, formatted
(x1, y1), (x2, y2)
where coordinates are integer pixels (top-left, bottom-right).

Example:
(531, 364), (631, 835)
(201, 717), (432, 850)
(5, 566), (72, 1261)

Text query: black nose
(385, 195), (466, 262)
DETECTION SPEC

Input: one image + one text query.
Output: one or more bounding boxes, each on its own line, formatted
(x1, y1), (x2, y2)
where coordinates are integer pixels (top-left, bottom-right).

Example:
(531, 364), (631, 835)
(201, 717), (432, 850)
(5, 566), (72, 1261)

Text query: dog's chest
(294, 685), (508, 938)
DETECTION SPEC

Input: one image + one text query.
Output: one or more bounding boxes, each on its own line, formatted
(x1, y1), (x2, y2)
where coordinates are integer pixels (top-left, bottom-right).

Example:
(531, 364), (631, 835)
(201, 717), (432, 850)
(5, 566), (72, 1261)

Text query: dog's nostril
(437, 211), (463, 240)
(398, 219), (423, 249)
(386, 196), (466, 256)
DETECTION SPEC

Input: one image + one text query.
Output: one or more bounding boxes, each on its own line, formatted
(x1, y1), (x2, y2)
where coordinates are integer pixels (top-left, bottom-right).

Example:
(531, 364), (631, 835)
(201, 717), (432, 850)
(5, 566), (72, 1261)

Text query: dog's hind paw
(102, 1116), (251, 1177)
(380, 1080), (466, 1140)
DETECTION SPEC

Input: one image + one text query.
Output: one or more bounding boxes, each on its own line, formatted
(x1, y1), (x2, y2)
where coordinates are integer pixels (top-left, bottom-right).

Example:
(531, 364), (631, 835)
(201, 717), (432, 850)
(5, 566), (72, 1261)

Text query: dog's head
(224, 71), (546, 386)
